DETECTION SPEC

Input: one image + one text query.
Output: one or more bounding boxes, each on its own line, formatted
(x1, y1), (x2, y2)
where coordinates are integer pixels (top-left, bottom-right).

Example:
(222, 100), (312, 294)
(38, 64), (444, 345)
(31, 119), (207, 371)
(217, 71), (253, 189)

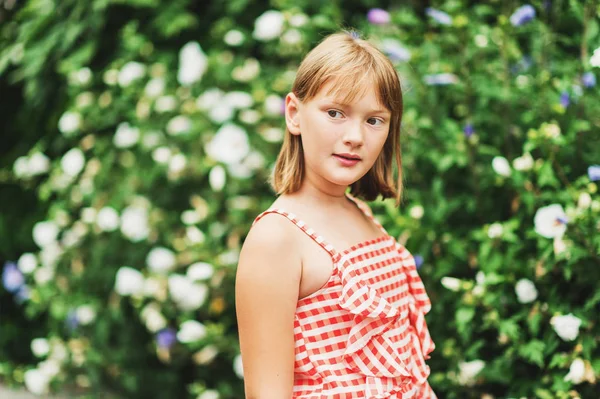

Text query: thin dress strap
(252, 208), (339, 261)
(345, 192), (390, 237)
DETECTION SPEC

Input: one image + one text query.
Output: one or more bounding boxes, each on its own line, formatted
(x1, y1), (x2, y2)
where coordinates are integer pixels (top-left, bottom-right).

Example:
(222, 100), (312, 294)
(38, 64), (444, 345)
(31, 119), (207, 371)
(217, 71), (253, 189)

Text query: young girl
(235, 31), (436, 399)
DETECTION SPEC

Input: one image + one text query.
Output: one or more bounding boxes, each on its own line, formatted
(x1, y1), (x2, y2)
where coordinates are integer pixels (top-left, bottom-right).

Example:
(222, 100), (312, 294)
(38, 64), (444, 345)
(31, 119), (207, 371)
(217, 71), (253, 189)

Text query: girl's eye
(327, 110), (343, 118)
(367, 117), (384, 126)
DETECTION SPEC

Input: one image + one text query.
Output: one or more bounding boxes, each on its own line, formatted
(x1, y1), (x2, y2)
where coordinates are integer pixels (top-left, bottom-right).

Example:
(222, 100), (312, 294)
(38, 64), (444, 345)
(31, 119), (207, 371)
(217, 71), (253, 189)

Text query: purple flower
(367, 9), (390, 25)
(381, 39), (411, 62)
(414, 255), (424, 269)
(510, 5), (536, 27)
(156, 328), (177, 349)
(15, 286), (30, 304)
(426, 8), (453, 25)
(464, 124), (475, 138)
(560, 91), (570, 108)
(423, 73), (459, 85)
(589, 165), (600, 181)
(2, 261), (24, 293)
(66, 310), (79, 331)
(581, 72), (596, 88)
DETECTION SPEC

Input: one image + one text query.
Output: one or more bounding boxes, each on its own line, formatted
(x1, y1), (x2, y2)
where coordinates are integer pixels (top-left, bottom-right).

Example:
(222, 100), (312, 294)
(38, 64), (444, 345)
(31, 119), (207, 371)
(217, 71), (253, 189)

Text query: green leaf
(518, 339), (546, 367)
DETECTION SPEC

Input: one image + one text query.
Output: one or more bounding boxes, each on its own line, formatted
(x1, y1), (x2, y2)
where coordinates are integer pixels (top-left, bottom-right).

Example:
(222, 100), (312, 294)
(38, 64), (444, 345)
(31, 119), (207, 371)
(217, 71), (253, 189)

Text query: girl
(235, 31), (436, 399)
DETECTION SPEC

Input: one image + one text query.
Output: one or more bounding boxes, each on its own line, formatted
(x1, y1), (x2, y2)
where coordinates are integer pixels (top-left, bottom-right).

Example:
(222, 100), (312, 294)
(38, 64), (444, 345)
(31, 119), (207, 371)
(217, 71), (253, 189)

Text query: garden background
(1, 0), (599, 398)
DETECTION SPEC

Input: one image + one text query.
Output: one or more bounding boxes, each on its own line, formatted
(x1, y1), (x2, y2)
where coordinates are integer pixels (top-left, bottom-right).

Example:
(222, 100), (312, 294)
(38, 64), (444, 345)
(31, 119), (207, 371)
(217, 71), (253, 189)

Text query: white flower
(34, 266), (54, 285)
(475, 271), (485, 286)
(194, 345), (219, 365)
(181, 210), (201, 225)
(515, 278), (538, 303)
(58, 111), (82, 136)
(209, 165), (226, 192)
(38, 359), (60, 378)
(186, 226), (205, 245)
(187, 262), (214, 281)
(114, 266), (145, 296)
(198, 390), (220, 399)
(113, 122), (140, 148)
(590, 47), (600, 68)
(224, 30), (245, 46)
(474, 34), (488, 48)
(118, 61), (146, 87)
(76, 305), (96, 325)
(141, 303), (167, 332)
(209, 104), (235, 123)
(143, 276), (163, 299)
(492, 156), (511, 177)
(155, 95), (177, 112)
(147, 247), (177, 273)
(487, 222), (504, 239)
(152, 147), (172, 164)
(141, 131), (162, 149)
(96, 207), (120, 232)
(253, 10), (285, 41)
(553, 236), (567, 255)
(513, 152), (534, 171)
(550, 313), (582, 341)
(177, 320), (207, 343)
(225, 91), (254, 109)
(577, 192), (592, 210)
(32, 221), (59, 248)
(39, 243), (63, 268)
(409, 205), (424, 219)
(166, 115), (192, 136)
(168, 275), (208, 311)
(120, 205), (150, 242)
(31, 338), (50, 358)
(232, 58), (260, 82)
(233, 354), (244, 378)
(264, 94), (284, 115)
(80, 207), (97, 224)
(28, 152), (51, 176)
(441, 276), (462, 291)
(145, 78), (165, 98)
(13, 156), (30, 178)
(61, 148), (85, 177)
(24, 368), (50, 395)
(168, 153), (187, 174)
(18, 253), (38, 274)
(196, 88), (224, 110)
(178, 42), (208, 86)
(282, 29), (302, 45)
(206, 123), (250, 165)
(290, 13), (309, 27)
(457, 359), (485, 386)
(239, 109), (261, 124)
(564, 358), (585, 384)
(103, 69), (119, 85)
(534, 204), (567, 238)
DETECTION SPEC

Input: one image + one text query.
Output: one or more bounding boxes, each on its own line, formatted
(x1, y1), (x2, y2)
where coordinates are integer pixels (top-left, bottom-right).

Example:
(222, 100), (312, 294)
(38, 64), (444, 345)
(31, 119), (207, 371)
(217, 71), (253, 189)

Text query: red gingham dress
(252, 193), (436, 399)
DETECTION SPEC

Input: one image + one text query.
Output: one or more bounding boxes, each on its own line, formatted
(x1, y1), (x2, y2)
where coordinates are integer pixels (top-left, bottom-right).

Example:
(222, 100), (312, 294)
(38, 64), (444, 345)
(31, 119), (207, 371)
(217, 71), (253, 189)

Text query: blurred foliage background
(1, 0), (600, 398)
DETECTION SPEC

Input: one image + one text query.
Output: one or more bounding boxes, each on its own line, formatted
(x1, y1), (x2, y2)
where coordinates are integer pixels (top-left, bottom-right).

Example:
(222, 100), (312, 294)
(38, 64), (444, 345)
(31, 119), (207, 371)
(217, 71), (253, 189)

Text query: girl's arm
(235, 215), (302, 399)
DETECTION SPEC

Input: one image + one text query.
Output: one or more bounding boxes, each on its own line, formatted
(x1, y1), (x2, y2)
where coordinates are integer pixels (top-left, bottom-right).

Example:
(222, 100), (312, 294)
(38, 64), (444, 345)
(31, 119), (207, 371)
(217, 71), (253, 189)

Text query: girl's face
(285, 80), (391, 193)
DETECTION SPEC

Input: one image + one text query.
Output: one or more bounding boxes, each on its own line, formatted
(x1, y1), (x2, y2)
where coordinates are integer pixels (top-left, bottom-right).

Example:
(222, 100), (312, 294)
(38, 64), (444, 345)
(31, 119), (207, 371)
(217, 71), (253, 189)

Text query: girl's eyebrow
(327, 100), (390, 115)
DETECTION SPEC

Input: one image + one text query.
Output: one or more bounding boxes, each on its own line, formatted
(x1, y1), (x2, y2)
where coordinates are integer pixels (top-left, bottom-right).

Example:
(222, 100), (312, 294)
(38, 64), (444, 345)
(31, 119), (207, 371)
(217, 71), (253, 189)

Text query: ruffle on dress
(338, 242), (435, 398)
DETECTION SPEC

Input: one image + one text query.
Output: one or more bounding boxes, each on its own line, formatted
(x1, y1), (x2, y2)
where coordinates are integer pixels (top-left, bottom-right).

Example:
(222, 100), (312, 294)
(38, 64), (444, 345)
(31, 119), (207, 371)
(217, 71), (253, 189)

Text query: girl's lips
(333, 154), (360, 166)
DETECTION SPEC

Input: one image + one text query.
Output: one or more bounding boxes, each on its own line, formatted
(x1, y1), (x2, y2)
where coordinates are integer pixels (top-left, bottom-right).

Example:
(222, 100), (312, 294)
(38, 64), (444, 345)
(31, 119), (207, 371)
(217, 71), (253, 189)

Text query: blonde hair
(271, 31), (404, 206)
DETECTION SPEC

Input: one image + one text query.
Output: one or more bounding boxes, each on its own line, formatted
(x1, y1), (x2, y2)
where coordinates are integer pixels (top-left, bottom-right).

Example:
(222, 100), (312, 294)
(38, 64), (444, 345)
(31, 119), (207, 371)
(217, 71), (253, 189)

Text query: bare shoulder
(237, 212), (302, 289)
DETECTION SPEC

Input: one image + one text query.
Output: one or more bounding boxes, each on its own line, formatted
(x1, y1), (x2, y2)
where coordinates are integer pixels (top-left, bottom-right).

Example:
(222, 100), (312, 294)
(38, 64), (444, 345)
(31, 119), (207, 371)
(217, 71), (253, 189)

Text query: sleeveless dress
(252, 193), (436, 399)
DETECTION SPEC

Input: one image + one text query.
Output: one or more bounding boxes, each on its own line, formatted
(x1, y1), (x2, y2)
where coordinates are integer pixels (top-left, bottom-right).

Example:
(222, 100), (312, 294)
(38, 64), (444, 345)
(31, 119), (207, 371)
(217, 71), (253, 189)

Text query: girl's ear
(285, 92), (301, 136)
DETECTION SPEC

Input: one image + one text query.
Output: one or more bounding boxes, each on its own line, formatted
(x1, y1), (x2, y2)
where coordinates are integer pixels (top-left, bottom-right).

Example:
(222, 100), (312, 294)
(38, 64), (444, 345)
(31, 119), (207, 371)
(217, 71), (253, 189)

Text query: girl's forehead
(311, 79), (387, 109)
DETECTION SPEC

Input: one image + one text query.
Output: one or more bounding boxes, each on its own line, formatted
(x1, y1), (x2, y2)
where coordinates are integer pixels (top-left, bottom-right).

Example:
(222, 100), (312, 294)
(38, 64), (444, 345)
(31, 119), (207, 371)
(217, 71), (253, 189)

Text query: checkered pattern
(252, 194), (436, 398)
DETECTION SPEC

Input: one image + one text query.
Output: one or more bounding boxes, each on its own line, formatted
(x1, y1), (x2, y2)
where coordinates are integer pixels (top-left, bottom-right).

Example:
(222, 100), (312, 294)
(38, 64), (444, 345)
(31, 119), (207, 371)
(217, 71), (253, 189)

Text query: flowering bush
(1, 1), (599, 398)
